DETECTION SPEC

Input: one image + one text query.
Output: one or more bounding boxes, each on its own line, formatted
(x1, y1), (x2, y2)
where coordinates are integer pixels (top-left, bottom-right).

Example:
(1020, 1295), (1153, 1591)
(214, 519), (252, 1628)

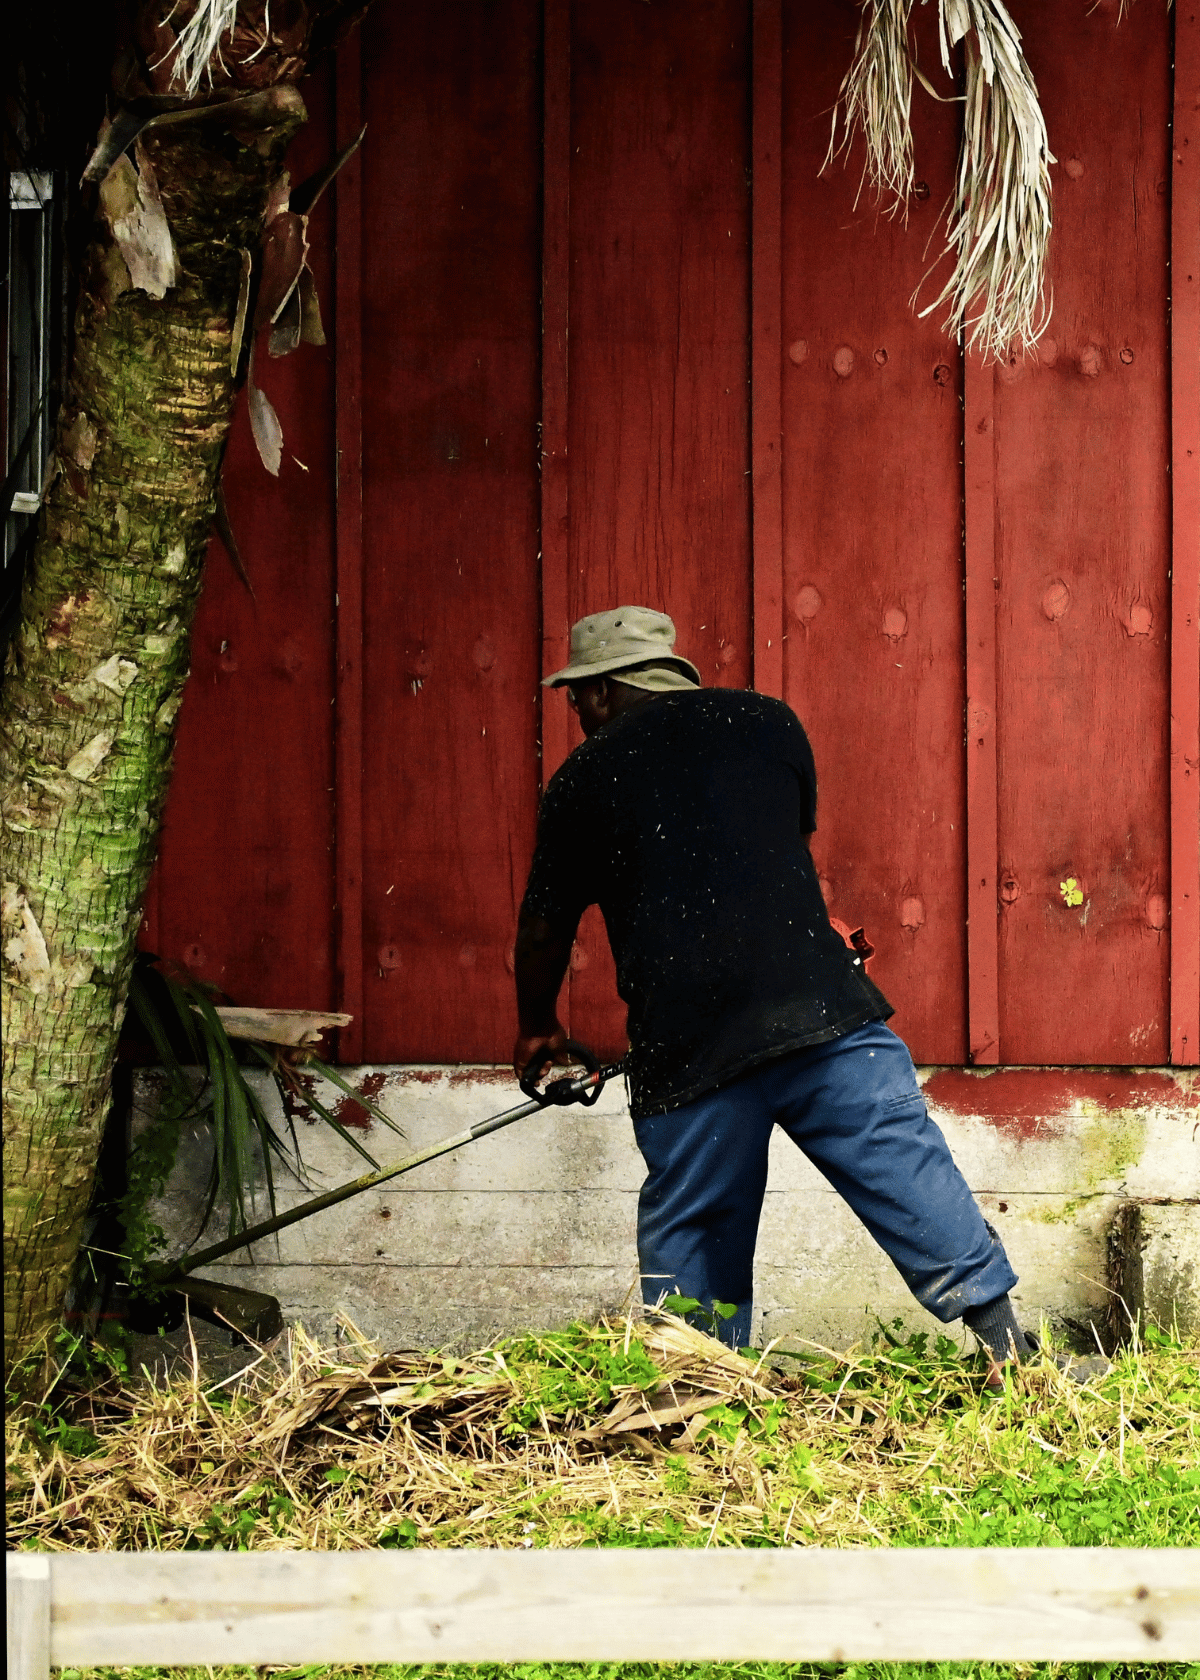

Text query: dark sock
(963, 1293), (1034, 1363)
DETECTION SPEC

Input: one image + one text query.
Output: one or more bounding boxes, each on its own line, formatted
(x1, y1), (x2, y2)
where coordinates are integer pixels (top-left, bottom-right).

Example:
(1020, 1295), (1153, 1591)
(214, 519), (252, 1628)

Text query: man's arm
(512, 911), (575, 1079)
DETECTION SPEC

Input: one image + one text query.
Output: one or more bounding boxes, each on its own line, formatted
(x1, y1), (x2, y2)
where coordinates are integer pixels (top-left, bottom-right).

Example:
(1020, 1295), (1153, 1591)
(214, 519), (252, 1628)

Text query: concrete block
(193, 1262), (640, 1351)
(132, 1062), (1197, 1356)
(1142, 1202), (1200, 1341)
(248, 1189), (640, 1270)
(753, 1188), (1117, 1352)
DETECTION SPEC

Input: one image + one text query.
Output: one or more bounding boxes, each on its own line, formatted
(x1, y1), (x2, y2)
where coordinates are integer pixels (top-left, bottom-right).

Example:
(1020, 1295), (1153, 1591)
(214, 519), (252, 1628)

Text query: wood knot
(900, 896), (925, 930)
(1042, 580), (1071, 622)
(793, 585), (823, 623)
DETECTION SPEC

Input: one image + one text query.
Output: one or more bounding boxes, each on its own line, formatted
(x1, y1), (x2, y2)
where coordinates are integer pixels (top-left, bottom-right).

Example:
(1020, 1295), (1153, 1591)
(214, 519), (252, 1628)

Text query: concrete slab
(1142, 1202), (1200, 1341)
(135, 1063), (1199, 1355)
(190, 1261), (640, 1351)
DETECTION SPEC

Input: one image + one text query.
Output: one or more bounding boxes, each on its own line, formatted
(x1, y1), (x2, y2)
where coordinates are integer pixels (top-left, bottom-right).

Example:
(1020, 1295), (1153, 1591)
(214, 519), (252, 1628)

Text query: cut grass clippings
(8, 1311), (1199, 1555)
(47, 1665), (1200, 1680)
(48, 1667), (1200, 1680)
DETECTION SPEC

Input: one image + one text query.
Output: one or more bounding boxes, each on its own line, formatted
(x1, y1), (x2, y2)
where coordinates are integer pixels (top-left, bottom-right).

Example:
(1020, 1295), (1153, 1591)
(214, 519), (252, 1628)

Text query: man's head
(543, 606), (700, 735)
(564, 674), (654, 737)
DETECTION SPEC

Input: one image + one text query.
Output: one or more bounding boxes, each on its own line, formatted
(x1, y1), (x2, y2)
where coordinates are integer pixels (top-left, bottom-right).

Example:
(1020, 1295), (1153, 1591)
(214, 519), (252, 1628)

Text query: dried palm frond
(829, 0), (1053, 358)
(824, 0), (917, 213)
(158, 0), (241, 97)
(916, 0), (1054, 357)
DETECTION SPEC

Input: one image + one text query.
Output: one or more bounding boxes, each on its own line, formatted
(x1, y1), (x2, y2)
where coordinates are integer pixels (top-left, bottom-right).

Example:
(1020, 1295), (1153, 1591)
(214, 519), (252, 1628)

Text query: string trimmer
(149, 1042), (624, 1338)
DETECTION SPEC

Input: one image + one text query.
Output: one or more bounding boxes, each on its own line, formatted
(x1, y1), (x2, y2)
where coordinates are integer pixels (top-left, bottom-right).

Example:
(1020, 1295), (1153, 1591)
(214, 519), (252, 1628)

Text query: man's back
(521, 687), (889, 1116)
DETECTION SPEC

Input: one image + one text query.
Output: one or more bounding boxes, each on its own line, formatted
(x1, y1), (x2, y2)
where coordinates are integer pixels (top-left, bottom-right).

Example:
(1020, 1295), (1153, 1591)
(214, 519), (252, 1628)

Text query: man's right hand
(512, 1023), (570, 1083)
(513, 913), (575, 1082)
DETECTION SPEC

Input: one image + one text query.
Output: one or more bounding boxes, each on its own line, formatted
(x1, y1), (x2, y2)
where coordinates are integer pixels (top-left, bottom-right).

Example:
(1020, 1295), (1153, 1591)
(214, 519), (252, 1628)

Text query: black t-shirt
(520, 687), (892, 1118)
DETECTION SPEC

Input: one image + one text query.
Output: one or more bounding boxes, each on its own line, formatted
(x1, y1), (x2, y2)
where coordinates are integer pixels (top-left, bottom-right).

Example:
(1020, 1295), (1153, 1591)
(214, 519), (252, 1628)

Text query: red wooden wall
(145, 0), (1200, 1070)
(356, 0), (544, 1063)
(562, 0), (754, 1054)
(779, 1), (968, 1065)
(991, 8), (1173, 1065)
(145, 69), (339, 1015)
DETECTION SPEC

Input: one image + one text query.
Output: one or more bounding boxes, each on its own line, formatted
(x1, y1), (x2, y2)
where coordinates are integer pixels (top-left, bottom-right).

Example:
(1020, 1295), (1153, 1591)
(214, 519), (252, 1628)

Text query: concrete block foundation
(136, 1064), (1199, 1355)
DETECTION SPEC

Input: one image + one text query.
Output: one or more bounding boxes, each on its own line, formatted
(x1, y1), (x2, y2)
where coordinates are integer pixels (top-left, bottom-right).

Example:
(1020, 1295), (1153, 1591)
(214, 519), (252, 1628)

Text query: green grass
(52, 1661), (1200, 1680)
(10, 1315), (1199, 1680)
(8, 1317), (1199, 1553)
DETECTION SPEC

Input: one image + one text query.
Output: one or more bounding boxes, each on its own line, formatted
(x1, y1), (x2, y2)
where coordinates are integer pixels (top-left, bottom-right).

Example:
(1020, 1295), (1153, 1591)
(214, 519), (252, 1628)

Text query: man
(513, 605), (1035, 1376)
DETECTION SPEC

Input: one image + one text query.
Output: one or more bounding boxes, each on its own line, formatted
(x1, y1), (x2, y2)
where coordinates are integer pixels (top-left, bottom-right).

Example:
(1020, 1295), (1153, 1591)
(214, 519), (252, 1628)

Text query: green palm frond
(245, 1041), (398, 1171)
(122, 967), (404, 1280)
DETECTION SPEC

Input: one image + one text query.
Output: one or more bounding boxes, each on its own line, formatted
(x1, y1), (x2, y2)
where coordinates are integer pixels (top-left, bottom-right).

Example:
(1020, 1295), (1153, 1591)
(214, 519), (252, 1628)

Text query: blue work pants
(633, 1020), (1017, 1348)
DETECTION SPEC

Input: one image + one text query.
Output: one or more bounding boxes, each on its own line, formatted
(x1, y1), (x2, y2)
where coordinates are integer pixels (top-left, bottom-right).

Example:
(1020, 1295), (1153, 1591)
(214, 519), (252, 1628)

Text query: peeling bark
(0, 5), (332, 1379)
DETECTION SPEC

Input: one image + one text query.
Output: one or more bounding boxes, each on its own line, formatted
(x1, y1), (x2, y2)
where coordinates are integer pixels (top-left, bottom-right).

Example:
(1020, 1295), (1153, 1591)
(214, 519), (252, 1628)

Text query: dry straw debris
(7, 1312), (1199, 1555)
(157, 0), (243, 95)
(918, 0), (1054, 357)
(825, 0), (919, 212)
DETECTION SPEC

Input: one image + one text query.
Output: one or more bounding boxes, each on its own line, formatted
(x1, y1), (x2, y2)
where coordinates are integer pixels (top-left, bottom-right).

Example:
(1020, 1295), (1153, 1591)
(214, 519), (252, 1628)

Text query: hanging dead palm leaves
(159, 0), (242, 95)
(151, 0), (319, 98)
(829, 0), (1054, 360)
(919, 0), (1054, 357)
(825, 0), (918, 212)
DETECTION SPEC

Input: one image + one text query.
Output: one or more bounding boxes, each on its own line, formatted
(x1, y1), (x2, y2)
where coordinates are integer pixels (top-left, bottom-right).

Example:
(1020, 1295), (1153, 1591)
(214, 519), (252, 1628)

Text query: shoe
(983, 1331), (1038, 1393)
(985, 1333), (1111, 1392)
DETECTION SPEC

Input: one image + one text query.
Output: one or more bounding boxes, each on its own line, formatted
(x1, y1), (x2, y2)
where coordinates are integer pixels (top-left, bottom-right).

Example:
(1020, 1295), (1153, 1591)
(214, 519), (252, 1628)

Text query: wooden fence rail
(8, 1547), (1200, 1677)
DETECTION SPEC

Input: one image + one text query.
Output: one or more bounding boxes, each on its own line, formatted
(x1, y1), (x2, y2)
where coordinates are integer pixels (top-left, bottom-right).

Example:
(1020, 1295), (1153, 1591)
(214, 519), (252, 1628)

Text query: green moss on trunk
(1, 105), (304, 1381)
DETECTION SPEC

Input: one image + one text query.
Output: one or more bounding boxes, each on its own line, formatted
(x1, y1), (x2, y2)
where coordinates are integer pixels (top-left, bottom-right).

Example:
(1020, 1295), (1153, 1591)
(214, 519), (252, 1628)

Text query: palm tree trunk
(1, 64), (306, 1381)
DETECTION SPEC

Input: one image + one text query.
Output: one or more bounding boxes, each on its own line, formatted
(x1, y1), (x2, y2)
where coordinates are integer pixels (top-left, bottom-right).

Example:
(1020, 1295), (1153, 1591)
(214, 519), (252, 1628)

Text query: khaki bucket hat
(542, 606), (701, 688)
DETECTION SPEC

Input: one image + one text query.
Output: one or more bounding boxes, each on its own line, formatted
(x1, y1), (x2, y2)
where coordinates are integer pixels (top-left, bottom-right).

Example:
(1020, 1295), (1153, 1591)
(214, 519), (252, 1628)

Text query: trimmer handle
(520, 1038), (608, 1107)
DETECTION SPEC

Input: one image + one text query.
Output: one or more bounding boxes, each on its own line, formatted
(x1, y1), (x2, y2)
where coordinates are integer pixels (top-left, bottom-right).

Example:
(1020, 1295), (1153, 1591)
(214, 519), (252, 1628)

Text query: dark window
(5, 169), (60, 570)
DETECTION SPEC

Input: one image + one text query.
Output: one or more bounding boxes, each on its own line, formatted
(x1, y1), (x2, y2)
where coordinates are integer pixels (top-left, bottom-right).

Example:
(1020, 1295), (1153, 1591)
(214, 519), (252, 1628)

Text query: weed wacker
(149, 1042), (624, 1338)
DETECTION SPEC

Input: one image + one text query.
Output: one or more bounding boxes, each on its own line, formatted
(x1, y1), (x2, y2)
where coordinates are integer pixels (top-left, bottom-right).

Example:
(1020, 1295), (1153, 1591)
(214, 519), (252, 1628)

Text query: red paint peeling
(924, 1068), (1197, 1138)
(334, 1069), (389, 1129)
(448, 1067), (519, 1087)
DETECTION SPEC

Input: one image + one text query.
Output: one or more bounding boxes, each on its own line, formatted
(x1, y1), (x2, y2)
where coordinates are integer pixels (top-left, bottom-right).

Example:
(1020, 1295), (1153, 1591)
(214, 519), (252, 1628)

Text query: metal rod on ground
(157, 1061), (624, 1281)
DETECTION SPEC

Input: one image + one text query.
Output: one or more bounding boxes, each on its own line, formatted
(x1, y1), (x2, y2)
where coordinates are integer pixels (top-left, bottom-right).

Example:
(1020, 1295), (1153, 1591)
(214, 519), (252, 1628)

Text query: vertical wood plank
(1171, 0), (1200, 1066)
(564, 0), (752, 1058)
(149, 70), (339, 1012)
(781, 0), (967, 1064)
(334, 36), (366, 1063)
(6, 1555), (50, 1680)
(541, 0), (571, 790)
(565, 0), (752, 675)
(752, 0), (783, 698)
(964, 355), (1000, 1066)
(992, 2), (1171, 1064)
(358, 0), (543, 1063)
